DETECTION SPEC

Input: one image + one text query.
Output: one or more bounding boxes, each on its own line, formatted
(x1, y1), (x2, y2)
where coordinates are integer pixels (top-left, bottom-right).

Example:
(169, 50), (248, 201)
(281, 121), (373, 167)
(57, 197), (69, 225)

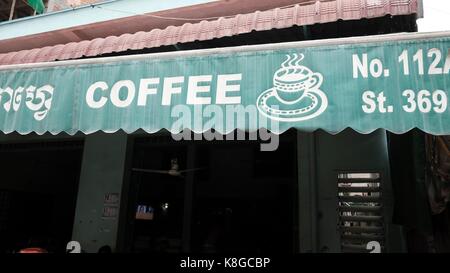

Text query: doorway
(123, 130), (298, 253)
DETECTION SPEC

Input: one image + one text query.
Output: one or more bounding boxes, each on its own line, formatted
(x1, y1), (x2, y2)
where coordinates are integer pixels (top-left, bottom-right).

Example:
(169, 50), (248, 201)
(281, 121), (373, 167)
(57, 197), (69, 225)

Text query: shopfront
(0, 30), (448, 253)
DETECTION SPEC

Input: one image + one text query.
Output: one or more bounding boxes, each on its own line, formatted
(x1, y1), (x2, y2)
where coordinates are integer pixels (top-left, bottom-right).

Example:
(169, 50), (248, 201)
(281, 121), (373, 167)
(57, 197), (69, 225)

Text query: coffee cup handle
(310, 73), (323, 89)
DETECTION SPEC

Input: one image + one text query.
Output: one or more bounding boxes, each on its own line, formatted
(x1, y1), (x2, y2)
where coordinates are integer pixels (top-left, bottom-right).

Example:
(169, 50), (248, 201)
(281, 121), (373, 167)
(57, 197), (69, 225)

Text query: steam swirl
(281, 53), (305, 68)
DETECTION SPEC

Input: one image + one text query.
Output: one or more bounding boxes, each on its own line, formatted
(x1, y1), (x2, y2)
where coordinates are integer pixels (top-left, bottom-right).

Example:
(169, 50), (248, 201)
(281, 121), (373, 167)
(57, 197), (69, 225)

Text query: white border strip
(1, 30), (450, 71)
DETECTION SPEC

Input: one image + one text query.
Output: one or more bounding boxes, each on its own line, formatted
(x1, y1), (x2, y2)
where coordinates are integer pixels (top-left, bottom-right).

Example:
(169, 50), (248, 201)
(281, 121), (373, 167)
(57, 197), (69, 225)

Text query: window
(337, 172), (385, 253)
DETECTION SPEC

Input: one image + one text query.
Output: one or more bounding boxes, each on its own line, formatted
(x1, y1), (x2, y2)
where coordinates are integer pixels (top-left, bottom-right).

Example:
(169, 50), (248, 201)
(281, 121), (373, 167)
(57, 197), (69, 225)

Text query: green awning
(0, 32), (449, 135)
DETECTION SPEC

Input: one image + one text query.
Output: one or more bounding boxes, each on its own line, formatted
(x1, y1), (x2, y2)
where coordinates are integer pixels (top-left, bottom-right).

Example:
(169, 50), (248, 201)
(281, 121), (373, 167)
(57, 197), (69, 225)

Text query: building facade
(0, 0), (449, 254)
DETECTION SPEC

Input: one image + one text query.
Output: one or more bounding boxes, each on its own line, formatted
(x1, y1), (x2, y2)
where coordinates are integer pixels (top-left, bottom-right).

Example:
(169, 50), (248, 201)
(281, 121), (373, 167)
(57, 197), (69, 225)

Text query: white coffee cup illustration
(256, 53), (328, 123)
(272, 54), (323, 105)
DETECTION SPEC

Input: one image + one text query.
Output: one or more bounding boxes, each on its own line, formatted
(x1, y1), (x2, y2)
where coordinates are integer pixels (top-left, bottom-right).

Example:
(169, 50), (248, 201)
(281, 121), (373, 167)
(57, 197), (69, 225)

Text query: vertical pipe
(9, 0), (17, 21)
(116, 136), (135, 252)
(182, 143), (196, 252)
(297, 131), (318, 252)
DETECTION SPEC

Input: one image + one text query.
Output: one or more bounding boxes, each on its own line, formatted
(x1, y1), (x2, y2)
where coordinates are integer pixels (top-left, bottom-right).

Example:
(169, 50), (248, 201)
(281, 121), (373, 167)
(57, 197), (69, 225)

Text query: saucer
(256, 88), (328, 122)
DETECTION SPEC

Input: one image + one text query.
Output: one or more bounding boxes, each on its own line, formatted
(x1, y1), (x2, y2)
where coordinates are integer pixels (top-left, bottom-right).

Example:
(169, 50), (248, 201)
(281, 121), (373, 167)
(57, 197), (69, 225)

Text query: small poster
(104, 193), (119, 205)
(102, 206), (118, 219)
(102, 193), (119, 219)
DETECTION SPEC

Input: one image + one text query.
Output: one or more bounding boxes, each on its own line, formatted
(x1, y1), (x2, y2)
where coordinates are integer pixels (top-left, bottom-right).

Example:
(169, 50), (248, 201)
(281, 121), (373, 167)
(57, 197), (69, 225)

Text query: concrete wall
(71, 131), (128, 253)
(0, 0), (215, 41)
(48, 0), (105, 12)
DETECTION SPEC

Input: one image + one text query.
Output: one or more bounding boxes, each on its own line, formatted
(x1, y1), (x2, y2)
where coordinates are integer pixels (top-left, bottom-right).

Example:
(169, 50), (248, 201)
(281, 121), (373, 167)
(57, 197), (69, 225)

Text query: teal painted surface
(72, 132), (128, 253)
(0, 36), (450, 135)
(0, 0), (216, 40)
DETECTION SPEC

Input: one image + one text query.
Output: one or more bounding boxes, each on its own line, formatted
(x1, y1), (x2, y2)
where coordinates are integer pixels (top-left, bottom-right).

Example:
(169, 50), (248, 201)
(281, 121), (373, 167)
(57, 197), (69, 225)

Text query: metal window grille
(338, 172), (385, 253)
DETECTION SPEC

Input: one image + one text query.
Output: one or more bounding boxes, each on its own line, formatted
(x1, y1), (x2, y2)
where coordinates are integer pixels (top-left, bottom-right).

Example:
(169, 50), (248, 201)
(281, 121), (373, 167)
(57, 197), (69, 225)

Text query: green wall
(71, 132), (128, 253)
